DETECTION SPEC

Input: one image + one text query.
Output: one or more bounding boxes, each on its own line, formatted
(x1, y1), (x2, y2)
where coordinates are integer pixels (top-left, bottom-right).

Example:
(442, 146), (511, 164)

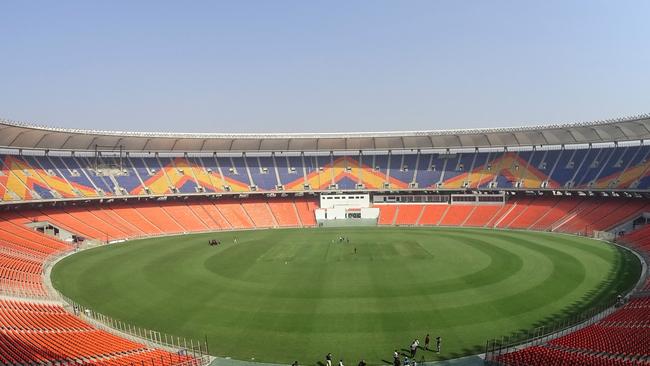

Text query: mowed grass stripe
(52, 227), (640, 364)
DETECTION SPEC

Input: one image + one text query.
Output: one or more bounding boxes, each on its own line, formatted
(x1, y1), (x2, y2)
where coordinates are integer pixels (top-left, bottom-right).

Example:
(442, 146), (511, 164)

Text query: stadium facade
(0, 115), (649, 366)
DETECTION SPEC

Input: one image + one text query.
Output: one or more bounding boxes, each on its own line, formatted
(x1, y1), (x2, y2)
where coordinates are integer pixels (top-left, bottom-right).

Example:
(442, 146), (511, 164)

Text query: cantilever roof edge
(0, 113), (649, 152)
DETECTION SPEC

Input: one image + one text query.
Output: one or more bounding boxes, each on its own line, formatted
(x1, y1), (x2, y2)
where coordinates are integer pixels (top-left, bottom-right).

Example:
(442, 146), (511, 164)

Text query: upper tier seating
(2, 145), (649, 202)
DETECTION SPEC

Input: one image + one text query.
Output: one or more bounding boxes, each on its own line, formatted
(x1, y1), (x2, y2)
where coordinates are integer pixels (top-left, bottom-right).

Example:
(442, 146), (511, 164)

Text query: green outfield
(51, 227), (640, 365)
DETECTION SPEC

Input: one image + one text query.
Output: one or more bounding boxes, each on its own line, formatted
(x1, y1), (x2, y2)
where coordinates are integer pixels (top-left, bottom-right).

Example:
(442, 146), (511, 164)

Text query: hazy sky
(1, 1), (649, 133)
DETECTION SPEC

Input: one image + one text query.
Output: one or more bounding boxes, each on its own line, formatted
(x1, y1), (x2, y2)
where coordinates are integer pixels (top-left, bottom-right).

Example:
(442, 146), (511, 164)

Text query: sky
(1, 1), (649, 133)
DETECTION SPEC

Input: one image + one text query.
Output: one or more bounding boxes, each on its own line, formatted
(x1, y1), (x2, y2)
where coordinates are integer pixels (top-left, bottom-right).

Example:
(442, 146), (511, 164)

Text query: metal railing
(57, 290), (212, 365)
(483, 298), (620, 365)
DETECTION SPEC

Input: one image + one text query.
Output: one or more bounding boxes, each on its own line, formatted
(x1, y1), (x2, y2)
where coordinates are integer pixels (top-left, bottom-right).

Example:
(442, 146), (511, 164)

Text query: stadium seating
(0, 302), (92, 331)
(111, 205), (164, 236)
(196, 202), (234, 230)
(241, 201), (276, 228)
(417, 205), (449, 226)
(268, 199), (301, 227)
(528, 198), (585, 231)
(394, 205), (424, 225)
(600, 299), (650, 326)
(0, 326), (194, 365)
(162, 203), (209, 232)
(2, 145), (650, 201)
(375, 196), (649, 235)
(14, 195), (643, 245)
(376, 205), (399, 225)
(619, 225), (650, 249)
(463, 205), (502, 227)
(63, 207), (128, 239)
(548, 324), (649, 356)
(136, 204), (186, 233)
(87, 349), (200, 366)
(439, 205), (475, 226)
(493, 298), (650, 365)
(187, 203), (222, 230)
(494, 198), (533, 229)
(507, 197), (558, 229)
(294, 197), (318, 226)
(214, 201), (254, 229)
(493, 345), (650, 366)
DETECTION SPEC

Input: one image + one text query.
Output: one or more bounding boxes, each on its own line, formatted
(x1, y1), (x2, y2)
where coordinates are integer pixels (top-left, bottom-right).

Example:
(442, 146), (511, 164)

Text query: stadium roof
(1, 114), (649, 153)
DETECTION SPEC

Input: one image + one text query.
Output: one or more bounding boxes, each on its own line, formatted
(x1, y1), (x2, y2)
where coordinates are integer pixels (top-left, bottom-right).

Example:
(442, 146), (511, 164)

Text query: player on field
(409, 339), (418, 357)
(424, 334), (430, 350)
(326, 353), (332, 366)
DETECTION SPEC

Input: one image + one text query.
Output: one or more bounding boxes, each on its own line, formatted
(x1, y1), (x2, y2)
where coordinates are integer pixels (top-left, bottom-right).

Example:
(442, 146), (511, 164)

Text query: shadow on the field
(456, 345), (484, 357)
(488, 247), (637, 346)
(530, 248), (627, 325)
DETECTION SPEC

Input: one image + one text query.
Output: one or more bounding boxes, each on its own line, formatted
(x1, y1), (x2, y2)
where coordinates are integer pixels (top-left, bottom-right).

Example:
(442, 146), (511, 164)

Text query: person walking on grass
(424, 334), (430, 350)
(409, 339), (419, 358)
(326, 353), (332, 366)
(435, 336), (441, 353)
(357, 360), (366, 366)
(338, 359), (344, 366)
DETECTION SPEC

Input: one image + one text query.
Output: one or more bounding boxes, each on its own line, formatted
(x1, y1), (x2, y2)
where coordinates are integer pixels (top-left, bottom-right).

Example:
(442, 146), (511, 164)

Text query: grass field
(51, 227), (641, 365)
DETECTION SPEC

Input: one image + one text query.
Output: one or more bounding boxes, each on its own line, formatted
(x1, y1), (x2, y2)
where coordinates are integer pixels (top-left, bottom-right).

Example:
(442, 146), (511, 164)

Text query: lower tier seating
(376, 196), (648, 235)
(0, 299), (202, 366)
(87, 349), (201, 366)
(548, 325), (650, 357)
(494, 345), (649, 366)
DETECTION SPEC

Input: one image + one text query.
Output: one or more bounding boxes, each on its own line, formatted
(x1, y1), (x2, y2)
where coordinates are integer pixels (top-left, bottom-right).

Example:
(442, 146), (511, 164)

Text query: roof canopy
(1, 114), (649, 153)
